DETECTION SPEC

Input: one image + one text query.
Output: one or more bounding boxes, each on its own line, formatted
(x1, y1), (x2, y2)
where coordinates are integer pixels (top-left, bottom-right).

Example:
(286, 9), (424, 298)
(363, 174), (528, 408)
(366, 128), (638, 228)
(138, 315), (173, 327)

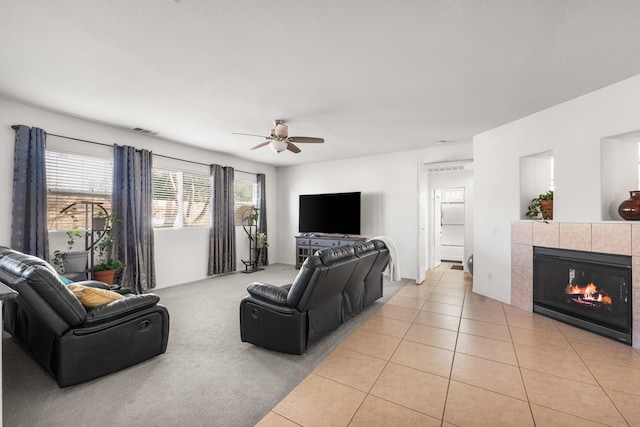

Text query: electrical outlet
(487, 273), (492, 281)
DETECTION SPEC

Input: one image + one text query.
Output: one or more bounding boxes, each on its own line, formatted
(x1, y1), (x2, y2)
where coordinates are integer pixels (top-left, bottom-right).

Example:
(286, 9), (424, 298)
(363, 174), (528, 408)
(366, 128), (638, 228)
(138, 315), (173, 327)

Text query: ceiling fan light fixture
(269, 139), (288, 153)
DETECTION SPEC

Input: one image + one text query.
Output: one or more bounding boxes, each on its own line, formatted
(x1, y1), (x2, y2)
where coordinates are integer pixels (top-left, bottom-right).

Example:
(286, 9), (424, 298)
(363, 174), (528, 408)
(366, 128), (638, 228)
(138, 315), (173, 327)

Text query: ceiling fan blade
(288, 136), (324, 144)
(250, 141), (270, 150)
(232, 132), (269, 138)
(286, 142), (301, 153)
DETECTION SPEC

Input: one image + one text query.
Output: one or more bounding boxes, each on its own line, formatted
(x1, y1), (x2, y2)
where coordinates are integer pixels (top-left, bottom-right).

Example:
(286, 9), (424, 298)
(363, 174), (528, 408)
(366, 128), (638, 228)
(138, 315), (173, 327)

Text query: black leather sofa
(240, 240), (390, 354)
(0, 246), (169, 387)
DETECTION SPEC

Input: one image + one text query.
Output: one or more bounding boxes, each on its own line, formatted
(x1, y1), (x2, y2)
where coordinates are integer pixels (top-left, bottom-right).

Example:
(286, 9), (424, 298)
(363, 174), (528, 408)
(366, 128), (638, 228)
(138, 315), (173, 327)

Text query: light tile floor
(257, 263), (640, 426)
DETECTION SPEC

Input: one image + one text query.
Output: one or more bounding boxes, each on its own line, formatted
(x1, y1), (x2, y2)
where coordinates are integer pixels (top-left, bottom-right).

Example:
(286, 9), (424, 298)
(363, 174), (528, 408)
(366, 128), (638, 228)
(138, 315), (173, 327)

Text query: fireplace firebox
(533, 246), (632, 345)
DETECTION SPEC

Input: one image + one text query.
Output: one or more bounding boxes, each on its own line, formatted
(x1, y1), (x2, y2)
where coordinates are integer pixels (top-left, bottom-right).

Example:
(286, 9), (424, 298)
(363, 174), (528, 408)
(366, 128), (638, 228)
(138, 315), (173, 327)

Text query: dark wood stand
(241, 208), (264, 274)
(295, 235), (367, 268)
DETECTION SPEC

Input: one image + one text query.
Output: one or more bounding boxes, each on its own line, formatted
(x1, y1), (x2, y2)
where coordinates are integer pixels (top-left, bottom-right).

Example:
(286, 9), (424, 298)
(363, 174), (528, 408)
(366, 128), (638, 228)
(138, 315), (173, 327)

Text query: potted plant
(92, 212), (124, 284)
(255, 232), (268, 249)
(253, 232), (268, 267)
(526, 190), (554, 220)
(51, 202), (107, 274)
(93, 259), (125, 284)
(52, 224), (88, 274)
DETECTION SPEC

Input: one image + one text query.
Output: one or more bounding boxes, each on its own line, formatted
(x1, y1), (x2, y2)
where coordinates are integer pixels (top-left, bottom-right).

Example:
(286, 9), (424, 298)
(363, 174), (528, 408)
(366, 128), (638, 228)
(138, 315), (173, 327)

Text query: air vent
(131, 127), (159, 136)
(427, 165), (467, 173)
(424, 159), (473, 173)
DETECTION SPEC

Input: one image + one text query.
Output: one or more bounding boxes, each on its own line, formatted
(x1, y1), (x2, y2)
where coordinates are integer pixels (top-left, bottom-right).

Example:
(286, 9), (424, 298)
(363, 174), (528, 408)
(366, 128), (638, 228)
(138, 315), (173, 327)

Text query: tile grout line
(349, 265), (461, 424)
(345, 275), (436, 425)
(439, 267), (465, 426)
(554, 320), (631, 426)
(504, 300), (537, 425)
(506, 305), (630, 426)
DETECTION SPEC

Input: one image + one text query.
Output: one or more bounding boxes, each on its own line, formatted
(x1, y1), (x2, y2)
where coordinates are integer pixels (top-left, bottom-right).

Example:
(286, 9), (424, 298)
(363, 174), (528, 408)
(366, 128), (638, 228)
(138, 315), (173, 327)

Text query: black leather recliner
(0, 246), (170, 387)
(240, 240), (390, 354)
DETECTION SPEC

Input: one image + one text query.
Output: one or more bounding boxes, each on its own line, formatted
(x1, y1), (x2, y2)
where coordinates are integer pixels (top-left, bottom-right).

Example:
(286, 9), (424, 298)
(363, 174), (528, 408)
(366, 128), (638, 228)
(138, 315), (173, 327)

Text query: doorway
(417, 160), (473, 283)
(433, 187), (465, 267)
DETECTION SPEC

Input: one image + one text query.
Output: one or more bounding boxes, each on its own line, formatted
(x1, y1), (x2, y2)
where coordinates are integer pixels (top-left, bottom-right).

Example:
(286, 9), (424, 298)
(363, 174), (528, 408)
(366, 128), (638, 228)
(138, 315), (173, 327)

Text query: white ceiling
(2, 1), (640, 167)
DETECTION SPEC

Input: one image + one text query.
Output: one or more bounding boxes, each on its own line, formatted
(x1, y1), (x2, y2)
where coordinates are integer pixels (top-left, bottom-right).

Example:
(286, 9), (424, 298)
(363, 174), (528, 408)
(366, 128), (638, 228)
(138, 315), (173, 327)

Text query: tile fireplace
(511, 221), (640, 350)
(533, 246), (632, 344)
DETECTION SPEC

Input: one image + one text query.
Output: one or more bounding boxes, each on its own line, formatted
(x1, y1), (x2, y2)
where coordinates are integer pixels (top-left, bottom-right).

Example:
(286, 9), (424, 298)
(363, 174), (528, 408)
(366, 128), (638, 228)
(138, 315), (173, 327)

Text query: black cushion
(247, 282), (289, 305)
(316, 246), (356, 265)
(85, 294), (161, 324)
(287, 256), (322, 307)
(354, 241), (376, 255)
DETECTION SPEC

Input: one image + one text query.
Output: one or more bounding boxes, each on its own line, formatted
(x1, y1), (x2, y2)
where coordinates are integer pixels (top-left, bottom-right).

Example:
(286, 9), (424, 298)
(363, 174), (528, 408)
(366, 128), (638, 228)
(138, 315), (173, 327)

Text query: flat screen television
(299, 192), (361, 235)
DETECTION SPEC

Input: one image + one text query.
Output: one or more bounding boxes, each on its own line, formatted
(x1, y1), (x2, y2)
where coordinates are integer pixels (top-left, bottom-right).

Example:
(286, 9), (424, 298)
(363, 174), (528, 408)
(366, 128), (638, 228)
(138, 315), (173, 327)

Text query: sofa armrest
(247, 282), (290, 305)
(83, 294), (160, 325)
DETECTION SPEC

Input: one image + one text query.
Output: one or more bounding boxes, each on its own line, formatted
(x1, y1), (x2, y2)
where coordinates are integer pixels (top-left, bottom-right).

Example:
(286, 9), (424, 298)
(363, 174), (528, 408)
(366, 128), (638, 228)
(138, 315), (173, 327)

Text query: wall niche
(520, 151), (553, 220)
(601, 130), (640, 220)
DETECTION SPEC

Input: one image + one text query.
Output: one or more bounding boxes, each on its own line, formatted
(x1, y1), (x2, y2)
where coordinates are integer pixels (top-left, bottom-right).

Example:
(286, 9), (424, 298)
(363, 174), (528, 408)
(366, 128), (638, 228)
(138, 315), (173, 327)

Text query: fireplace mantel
(511, 221), (640, 349)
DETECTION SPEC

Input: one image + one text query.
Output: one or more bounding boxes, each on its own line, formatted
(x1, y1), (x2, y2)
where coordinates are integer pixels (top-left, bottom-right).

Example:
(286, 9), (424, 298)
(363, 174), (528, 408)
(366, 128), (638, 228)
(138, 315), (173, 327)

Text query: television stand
(295, 235), (367, 268)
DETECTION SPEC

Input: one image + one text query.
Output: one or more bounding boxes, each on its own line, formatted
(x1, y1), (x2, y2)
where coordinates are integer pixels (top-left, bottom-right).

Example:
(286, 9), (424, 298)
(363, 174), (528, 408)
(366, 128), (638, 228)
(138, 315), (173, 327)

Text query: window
(152, 168), (210, 227)
(234, 177), (257, 225)
(46, 151), (112, 231)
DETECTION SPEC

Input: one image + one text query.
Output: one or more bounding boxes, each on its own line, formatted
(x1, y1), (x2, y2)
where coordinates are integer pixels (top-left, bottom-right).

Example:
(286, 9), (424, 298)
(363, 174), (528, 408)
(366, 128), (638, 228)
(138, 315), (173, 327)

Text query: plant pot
(93, 269), (116, 285)
(618, 191), (640, 220)
(539, 200), (553, 220)
(62, 251), (88, 273)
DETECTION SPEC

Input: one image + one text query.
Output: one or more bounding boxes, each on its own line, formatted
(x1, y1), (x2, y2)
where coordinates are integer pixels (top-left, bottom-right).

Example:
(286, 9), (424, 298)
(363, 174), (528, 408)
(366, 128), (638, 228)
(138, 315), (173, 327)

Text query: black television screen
(299, 192), (361, 235)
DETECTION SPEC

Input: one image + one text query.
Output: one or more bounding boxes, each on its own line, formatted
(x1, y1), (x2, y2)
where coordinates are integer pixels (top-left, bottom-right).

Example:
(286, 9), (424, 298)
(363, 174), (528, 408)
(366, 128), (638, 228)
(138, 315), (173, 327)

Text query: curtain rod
(10, 125), (257, 175)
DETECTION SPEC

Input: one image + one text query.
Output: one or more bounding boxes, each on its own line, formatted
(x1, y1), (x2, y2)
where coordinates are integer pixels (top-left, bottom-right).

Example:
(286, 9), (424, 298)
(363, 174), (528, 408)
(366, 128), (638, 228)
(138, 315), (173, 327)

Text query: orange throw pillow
(67, 284), (124, 308)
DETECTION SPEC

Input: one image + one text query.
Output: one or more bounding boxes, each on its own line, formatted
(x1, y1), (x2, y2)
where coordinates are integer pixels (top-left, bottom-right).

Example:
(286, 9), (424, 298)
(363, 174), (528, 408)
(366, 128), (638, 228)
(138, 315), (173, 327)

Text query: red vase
(618, 191), (640, 220)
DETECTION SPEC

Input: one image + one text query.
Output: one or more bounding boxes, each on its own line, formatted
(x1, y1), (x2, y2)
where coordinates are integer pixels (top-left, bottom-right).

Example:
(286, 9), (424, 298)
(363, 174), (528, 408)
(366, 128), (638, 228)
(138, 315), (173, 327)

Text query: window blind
(152, 168), (210, 227)
(46, 151), (112, 231)
(234, 177), (257, 225)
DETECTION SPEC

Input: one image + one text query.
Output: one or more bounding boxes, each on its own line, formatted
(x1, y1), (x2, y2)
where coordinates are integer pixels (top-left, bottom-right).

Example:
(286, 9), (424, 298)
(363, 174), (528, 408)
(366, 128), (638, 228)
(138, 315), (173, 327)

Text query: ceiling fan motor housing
(274, 123), (288, 139)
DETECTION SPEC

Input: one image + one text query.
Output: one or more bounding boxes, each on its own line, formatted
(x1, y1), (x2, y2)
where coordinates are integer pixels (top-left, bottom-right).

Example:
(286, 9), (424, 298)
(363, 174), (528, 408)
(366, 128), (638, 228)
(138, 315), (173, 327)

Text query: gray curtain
(112, 144), (155, 293)
(256, 173), (268, 266)
(11, 125), (49, 260)
(208, 164), (235, 275)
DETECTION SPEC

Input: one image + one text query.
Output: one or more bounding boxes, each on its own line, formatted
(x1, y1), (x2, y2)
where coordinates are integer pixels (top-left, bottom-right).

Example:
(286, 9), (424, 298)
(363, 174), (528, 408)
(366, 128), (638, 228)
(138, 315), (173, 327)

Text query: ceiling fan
(233, 120), (324, 153)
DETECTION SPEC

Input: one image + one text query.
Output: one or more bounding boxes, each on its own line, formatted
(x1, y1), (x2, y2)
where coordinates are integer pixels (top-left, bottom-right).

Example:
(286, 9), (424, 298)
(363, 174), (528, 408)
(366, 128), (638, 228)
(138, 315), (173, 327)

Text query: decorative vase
(618, 191), (640, 220)
(539, 200), (553, 220)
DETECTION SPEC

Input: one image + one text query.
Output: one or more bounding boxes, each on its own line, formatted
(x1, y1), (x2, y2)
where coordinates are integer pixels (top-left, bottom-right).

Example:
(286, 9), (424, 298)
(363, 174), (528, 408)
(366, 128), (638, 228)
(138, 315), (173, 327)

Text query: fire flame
(565, 283), (612, 304)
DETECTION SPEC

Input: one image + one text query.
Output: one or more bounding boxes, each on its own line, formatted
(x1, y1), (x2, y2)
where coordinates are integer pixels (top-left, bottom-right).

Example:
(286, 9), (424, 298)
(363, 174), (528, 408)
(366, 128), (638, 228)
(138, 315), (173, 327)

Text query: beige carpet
(3, 263), (406, 426)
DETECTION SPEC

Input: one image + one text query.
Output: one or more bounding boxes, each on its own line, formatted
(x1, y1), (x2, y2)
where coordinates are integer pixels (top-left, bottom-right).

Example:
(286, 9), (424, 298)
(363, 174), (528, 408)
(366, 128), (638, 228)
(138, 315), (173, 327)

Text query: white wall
(275, 143), (473, 280)
(0, 97), (278, 289)
(473, 73), (640, 303)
